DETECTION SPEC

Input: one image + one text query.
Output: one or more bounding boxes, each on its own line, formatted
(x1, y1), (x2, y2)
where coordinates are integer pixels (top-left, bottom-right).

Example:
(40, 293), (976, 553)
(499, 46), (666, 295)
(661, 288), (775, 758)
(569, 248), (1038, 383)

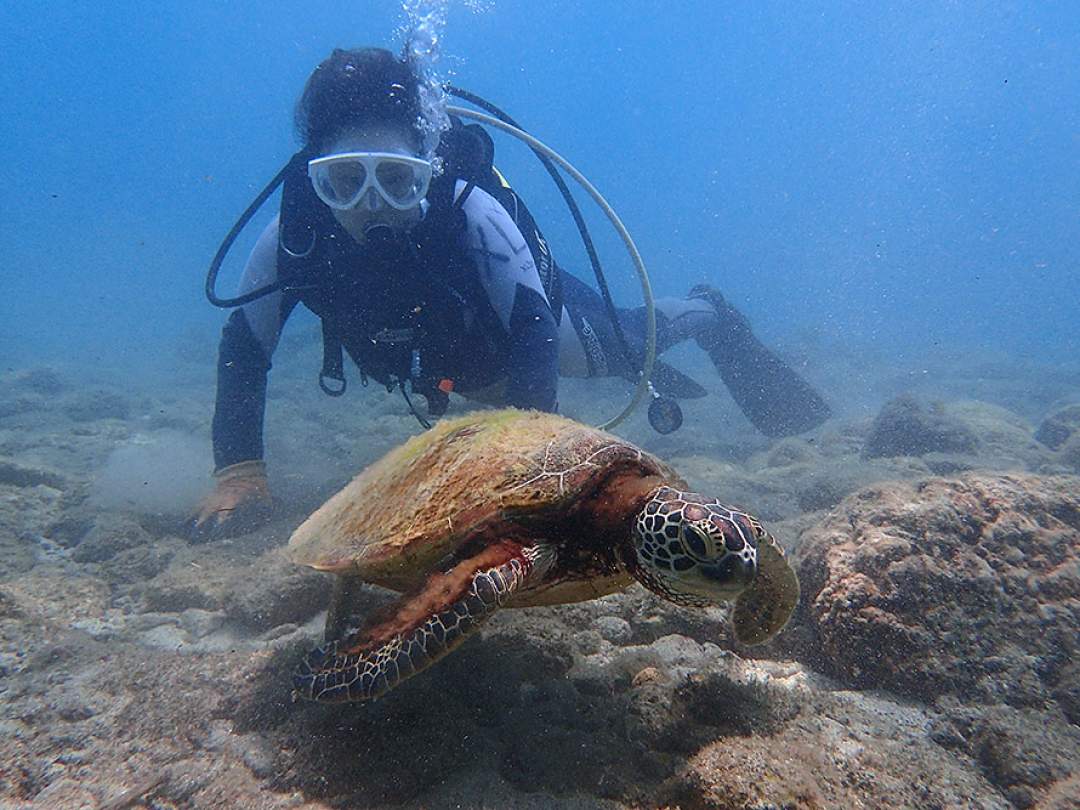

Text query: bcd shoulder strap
(426, 118), (563, 321)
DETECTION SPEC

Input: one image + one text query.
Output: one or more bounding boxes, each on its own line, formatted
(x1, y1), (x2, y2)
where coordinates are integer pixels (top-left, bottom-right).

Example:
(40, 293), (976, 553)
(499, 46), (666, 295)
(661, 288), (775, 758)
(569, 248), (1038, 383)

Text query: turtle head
(630, 486), (762, 607)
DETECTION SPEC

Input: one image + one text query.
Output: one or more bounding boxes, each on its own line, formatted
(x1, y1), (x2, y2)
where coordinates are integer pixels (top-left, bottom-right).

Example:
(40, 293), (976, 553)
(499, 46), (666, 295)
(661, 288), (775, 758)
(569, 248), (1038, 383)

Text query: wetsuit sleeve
(211, 216), (295, 470)
(459, 185), (559, 411)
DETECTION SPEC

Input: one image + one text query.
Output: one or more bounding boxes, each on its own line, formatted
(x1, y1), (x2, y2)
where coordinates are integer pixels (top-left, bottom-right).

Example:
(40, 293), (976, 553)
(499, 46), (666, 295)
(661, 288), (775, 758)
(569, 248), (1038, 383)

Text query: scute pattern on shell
(288, 409), (678, 582)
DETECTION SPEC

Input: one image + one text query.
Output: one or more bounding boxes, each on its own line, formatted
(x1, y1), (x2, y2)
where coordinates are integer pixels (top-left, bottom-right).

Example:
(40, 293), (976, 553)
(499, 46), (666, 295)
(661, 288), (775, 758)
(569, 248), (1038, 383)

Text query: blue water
(2, 0), (1077, 367)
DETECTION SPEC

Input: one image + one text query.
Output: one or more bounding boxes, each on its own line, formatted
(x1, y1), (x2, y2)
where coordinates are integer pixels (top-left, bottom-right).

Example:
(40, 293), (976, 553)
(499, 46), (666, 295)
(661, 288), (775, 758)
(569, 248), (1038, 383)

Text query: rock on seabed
(792, 472), (1080, 805)
(795, 473), (1080, 705)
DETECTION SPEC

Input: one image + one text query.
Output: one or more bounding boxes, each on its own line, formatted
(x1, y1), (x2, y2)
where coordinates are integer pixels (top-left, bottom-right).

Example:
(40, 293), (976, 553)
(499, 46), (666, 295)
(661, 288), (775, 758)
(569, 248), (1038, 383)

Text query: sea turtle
(289, 409), (799, 703)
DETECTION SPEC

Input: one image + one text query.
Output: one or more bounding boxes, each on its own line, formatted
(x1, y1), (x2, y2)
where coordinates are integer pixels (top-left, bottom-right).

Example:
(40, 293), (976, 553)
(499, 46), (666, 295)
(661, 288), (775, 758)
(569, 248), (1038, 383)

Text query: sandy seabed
(1, 340), (1079, 809)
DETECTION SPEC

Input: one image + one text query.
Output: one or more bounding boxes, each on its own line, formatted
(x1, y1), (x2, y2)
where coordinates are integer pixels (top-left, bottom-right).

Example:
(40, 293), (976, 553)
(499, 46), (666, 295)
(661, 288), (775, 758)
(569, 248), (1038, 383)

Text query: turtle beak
(699, 554), (756, 592)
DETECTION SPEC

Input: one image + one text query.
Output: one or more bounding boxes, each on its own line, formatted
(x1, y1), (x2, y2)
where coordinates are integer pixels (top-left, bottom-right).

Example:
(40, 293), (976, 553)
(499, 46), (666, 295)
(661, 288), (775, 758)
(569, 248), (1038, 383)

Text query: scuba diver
(191, 47), (830, 539)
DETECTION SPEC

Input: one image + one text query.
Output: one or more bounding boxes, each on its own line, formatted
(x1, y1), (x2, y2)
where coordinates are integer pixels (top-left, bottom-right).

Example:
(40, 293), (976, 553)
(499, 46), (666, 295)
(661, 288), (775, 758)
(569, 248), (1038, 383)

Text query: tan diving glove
(190, 460), (273, 541)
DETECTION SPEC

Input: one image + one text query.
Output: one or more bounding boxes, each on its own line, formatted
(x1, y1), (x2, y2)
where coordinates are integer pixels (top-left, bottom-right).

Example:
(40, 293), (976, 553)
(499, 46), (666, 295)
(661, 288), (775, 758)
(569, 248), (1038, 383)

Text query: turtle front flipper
(294, 541), (552, 704)
(731, 532), (799, 645)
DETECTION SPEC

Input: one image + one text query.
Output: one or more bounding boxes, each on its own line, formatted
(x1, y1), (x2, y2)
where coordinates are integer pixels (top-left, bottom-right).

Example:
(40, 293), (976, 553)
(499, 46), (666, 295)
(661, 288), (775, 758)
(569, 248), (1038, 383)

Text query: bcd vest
(273, 119), (562, 415)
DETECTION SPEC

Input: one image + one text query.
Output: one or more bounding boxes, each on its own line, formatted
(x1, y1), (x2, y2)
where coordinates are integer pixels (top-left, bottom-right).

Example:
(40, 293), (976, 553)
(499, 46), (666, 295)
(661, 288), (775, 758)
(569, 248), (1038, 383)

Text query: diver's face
(322, 123), (425, 243)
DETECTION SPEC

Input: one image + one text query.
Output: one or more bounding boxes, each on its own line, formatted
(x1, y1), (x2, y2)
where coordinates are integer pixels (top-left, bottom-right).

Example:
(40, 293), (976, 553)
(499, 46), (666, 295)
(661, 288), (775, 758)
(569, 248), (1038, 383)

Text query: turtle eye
(680, 524), (713, 559)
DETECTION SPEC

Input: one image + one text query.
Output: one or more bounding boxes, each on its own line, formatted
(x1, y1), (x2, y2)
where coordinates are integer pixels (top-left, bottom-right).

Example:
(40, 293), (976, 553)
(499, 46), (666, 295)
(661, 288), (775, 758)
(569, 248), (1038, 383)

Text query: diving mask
(307, 151), (433, 211)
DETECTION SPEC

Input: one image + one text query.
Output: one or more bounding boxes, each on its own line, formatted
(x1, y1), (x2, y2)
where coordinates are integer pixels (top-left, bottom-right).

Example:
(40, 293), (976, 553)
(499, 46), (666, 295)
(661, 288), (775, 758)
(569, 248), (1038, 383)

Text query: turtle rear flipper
(294, 541), (551, 703)
(731, 534), (800, 646)
(324, 575), (367, 644)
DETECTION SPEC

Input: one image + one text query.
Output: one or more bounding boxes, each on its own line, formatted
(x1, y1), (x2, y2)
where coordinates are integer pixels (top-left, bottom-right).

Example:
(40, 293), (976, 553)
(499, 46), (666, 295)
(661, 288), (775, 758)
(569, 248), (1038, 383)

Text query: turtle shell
(288, 409), (679, 591)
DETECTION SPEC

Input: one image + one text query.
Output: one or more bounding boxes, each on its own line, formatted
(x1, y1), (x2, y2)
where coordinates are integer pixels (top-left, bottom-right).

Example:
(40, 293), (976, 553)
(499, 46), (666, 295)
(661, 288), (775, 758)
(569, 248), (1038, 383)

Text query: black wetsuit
(212, 183), (559, 470)
(210, 183), (831, 469)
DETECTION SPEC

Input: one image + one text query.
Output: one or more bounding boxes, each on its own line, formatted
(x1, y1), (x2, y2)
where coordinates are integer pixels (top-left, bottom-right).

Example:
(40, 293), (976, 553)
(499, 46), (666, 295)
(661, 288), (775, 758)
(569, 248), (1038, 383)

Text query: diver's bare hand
(190, 460), (273, 542)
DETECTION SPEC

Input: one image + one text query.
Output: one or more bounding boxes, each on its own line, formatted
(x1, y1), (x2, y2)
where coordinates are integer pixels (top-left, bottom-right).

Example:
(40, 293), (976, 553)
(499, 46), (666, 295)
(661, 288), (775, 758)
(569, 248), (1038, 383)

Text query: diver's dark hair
(295, 47), (423, 152)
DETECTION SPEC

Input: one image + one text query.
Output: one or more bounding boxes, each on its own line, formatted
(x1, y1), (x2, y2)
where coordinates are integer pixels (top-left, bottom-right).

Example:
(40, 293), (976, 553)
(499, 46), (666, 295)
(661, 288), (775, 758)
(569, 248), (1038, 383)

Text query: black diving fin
(649, 360), (709, 400)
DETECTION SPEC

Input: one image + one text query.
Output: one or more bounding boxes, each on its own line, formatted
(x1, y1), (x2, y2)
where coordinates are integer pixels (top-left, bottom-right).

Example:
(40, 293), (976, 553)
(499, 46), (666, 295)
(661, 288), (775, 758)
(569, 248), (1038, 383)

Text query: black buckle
(319, 372), (346, 397)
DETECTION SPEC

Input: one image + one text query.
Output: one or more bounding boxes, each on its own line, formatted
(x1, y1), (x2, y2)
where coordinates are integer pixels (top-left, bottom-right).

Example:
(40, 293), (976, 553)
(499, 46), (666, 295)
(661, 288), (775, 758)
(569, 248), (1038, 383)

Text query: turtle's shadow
(231, 627), (789, 805)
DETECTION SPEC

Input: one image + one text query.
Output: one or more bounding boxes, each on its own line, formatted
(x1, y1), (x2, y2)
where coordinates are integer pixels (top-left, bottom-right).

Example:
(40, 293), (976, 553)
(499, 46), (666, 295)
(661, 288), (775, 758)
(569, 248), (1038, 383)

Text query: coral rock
(794, 473), (1080, 707)
(1035, 403), (1080, 450)
(863, 394), (979, 458)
